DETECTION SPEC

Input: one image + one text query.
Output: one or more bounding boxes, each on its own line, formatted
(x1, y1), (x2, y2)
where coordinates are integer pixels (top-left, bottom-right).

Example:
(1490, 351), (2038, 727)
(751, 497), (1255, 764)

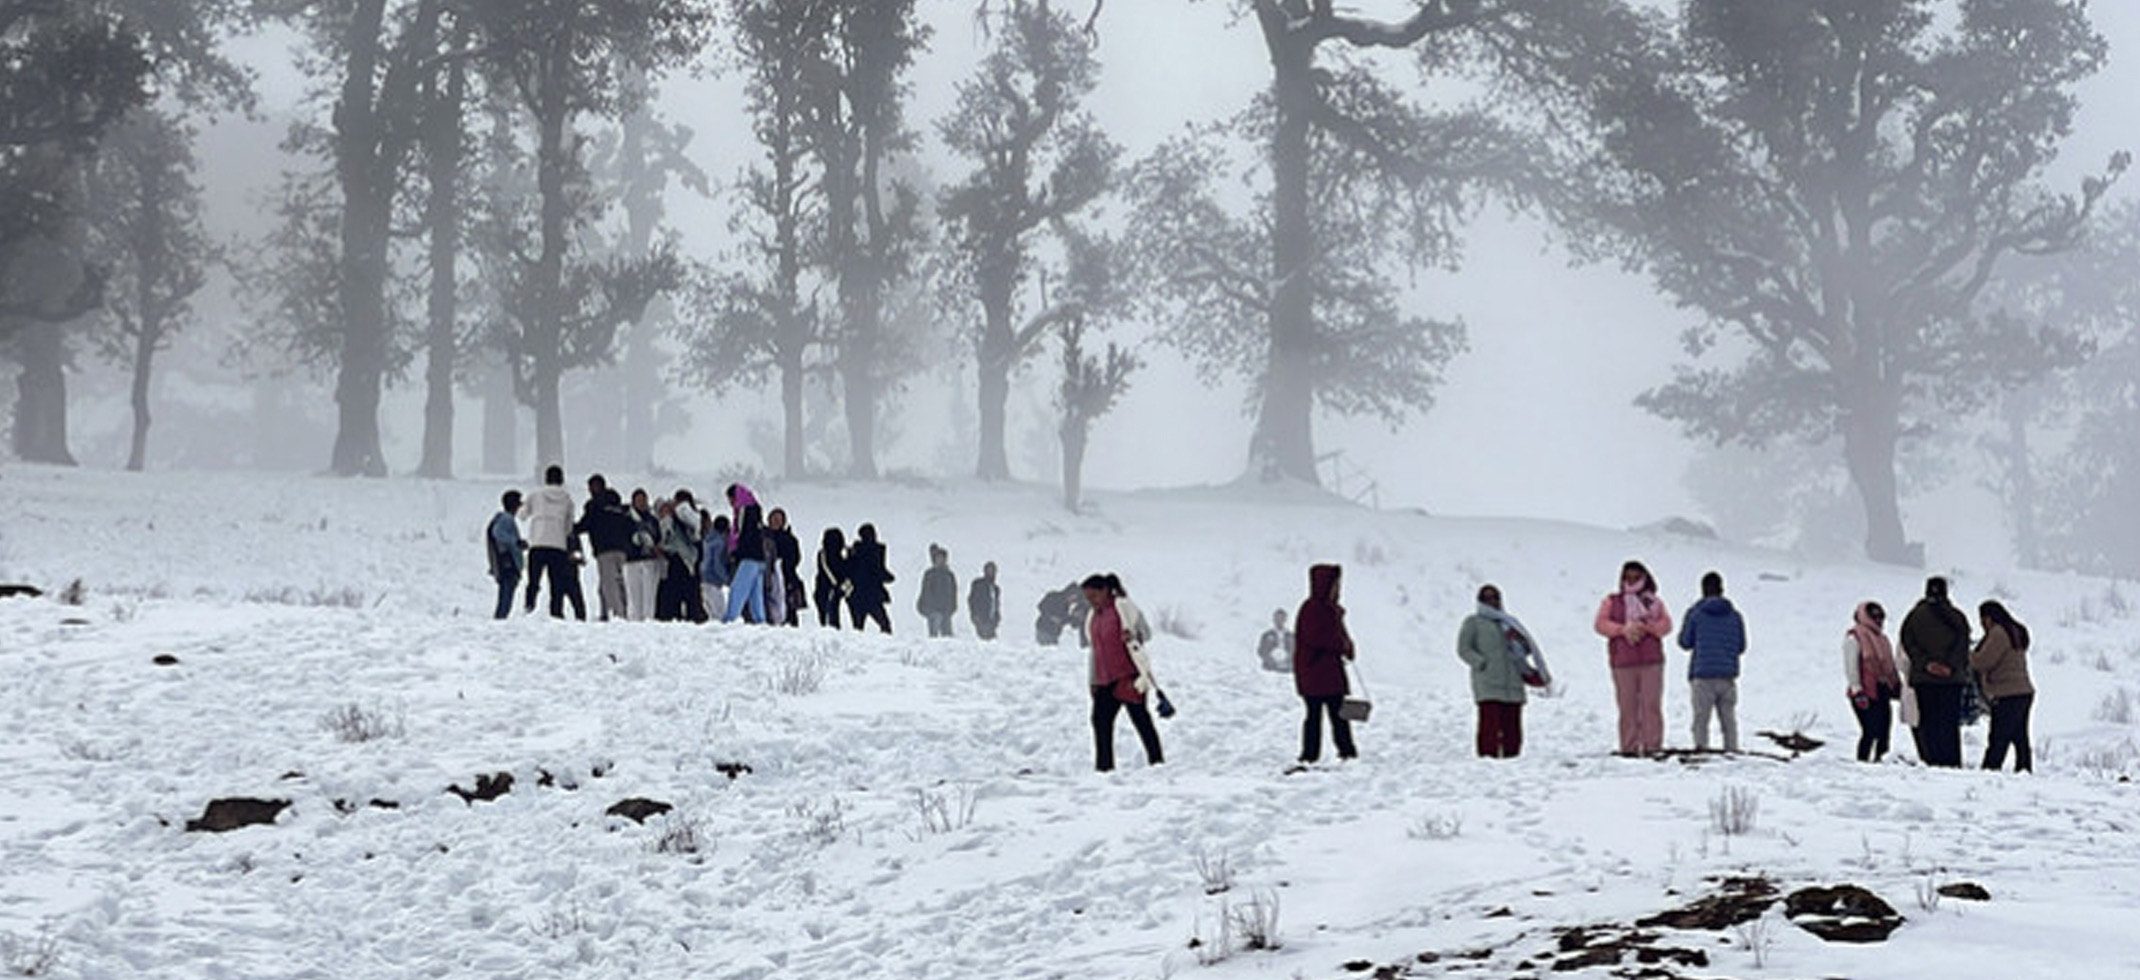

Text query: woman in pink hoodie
(1594, 560), (1672, 755)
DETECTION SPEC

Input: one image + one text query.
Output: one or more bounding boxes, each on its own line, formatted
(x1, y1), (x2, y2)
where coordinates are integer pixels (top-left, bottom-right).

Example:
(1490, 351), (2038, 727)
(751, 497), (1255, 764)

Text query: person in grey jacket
(487, 491), (526, 620)
(1458, 584), (1543, 758)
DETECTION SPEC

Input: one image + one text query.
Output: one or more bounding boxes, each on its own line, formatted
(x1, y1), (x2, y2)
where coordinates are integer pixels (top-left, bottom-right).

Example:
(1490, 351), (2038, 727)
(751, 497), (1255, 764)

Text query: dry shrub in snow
(651, 812), (708, 856)
(1709, 786), (1759, 837)
(1193, 846), (1234, 895)
(57, 579), (85, 607)
(1407, 811), (1464, 841)
(2096, 689), (2136, 725)
(911, 784), (979, 836)
(1734, 914), (1776, 968)
(1228, 890), (1282, 952)
(0, 924), (60, 977)
(772, 650), (828, 696)
(246, 585), (366, 609)
(320, 701), (406, 743)
(789, 798), (849, 847)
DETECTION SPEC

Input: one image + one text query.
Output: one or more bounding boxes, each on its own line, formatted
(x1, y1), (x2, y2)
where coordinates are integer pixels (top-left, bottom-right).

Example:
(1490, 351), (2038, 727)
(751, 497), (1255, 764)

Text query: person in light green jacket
(1458, 584), (1548, 759)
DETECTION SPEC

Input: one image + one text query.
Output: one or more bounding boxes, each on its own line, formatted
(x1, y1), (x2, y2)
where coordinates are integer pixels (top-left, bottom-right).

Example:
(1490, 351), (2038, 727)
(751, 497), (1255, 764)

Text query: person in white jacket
(518, 465), (586, 620)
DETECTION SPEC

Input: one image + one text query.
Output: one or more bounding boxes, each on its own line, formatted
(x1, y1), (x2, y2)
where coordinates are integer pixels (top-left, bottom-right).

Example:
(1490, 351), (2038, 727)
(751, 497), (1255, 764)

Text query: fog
(9, 0), (2140, 571)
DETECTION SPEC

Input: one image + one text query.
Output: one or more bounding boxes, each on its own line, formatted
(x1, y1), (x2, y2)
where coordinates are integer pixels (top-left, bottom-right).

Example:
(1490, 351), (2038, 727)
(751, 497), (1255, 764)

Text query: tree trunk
(328, 0), (394, 478)
(482, 358), (516, 475)
(126, 327), (155, 472)
(1842, 395), (1915, 566)
(528, 77), (570, 470)
(11, 320), (75, 465)
(1061, 421), (1087, 512)
(1253, 26), (1322, 485)
(779, 342), (805, 479)
(417, 50), (466, 480)
(976, 273), (1015, 481)
(2004, 399), (2040, 569)
(841, 341), (878, 479)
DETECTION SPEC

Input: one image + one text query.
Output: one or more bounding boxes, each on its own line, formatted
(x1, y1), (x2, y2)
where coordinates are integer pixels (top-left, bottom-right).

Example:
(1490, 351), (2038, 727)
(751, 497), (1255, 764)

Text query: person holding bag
(1293, 564), (1359, 765)
(1595, 560), (1672, 755)
(1843, 601), (1902, 762)
(1459, 584), (1545, 759)
(1083, 573), (1163, 772)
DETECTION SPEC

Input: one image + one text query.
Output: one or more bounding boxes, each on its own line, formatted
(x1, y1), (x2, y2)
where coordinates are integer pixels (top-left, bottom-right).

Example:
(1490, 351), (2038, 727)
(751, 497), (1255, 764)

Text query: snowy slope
(3, 465), (2139, 979)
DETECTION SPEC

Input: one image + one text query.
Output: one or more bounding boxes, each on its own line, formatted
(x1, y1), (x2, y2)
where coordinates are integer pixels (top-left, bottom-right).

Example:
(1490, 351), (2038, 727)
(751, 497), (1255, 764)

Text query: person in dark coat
(969, 562), (1002, 641)
(623, 488), (663, 621)
(1293, 564), (1358, 764)
(918, 544), (958, 637)
(845, 523), (895, 633)
(486, 491), (526, 620)
(767, 507), (806, 627)
(655, 492), (707, 623)
(578, 488), (635, 622)
(1036, 582), (1089, 646)
(1901, 576), (1972, 768)
(814, 527), (849, 629)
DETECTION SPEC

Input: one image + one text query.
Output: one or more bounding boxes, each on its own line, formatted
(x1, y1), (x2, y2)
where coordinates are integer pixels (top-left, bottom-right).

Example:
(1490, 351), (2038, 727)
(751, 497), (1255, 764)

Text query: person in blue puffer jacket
(1677, 571), (1747, 753)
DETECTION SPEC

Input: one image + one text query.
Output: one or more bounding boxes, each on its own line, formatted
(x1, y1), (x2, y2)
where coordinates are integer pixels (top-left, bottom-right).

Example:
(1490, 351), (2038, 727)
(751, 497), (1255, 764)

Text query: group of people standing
(484, 466), (1006, 638)
(1244, 561), (2034, 773)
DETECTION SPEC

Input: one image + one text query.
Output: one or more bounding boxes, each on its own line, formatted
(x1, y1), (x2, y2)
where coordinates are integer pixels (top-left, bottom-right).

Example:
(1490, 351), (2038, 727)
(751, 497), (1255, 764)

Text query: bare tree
(1057, 320), (1136, 512)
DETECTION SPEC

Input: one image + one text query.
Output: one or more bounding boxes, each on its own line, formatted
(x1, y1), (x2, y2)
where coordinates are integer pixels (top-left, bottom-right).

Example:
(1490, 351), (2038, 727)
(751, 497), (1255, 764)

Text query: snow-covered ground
(3, 465), (2139, 979)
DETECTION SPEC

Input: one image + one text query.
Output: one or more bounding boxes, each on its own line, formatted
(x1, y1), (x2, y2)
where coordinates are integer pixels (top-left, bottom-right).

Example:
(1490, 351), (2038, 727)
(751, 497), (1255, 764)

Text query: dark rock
(152, 654), (180, 666)
(448, 771), (515, 804)
(1937, 882), (1990, 902)
(1784, 885), (1904, 943)
(1414, 951), (1440, 964)
(715, 761), (753, 780)
(606, 798), (673, 825)
(1342, 960), (1374, 972)
(0, 584), (45, 599)
(1636, 876), (1778, 930)
(1758, 730), (1826, 754)
(185, 797), (290, 833)
(60, 618), (91, 626)
(1486, 906), (1515, 918)
(1552, 946), (1622, 971)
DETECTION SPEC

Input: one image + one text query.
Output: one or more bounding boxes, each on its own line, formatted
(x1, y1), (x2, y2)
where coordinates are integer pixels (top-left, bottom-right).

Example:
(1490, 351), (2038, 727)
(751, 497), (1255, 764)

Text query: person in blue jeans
(487, 491), (526, 620)
(723, 504), (770, 624)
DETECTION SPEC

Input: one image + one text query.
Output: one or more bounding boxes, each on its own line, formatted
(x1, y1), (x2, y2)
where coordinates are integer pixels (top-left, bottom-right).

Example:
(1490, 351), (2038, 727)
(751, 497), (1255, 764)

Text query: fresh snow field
(3, 465), (2139, 979)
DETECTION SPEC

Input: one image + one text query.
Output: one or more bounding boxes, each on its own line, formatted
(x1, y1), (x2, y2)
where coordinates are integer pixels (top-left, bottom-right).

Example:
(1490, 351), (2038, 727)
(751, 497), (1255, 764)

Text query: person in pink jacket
(1595, 560), (1672, 755)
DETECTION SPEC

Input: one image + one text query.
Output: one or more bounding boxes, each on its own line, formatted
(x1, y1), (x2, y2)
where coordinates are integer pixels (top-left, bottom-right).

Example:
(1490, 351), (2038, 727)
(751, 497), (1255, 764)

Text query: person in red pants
(1459, 584), (1544, 758)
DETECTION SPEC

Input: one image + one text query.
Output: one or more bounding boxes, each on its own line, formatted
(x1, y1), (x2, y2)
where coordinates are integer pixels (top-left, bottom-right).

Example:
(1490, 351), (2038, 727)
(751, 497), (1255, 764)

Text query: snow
(4, 465), (2140, 978)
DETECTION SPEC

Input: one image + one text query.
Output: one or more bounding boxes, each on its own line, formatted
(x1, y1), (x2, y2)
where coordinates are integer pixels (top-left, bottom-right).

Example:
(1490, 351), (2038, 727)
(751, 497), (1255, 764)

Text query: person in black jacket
(969, 561), (1002, 641)
(722, 504), (770, 624)
(1036, 581), (1090, 647)
(845, 523), (895, 634)
(767, 508), (806, 627)
(918, 544), (958, 637)
(1901, 576), (1972, 768)
(577, 488), (635, 621)
(814, 527), (848, 629)
(623, 489), (662, 621)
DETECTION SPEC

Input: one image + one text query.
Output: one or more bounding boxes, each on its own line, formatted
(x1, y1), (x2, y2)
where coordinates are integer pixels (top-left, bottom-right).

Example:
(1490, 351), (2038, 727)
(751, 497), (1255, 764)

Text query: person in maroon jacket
(1293, 564), (1358, 764)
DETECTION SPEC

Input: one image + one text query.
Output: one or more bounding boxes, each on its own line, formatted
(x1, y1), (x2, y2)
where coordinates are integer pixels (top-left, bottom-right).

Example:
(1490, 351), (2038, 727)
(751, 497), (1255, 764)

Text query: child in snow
(918, 544), (958, 637)
(1595, 560), (1670, 755)
(1084, 573), (1162, 771)
(1843, 601), (1902, 763)
(969, 562), (1002, 641)
(487, 491), (526, 620)
(1677, 571), (1747, 753)
(1293, 564), (1358, 764)
(1256, 608), (1293, 673)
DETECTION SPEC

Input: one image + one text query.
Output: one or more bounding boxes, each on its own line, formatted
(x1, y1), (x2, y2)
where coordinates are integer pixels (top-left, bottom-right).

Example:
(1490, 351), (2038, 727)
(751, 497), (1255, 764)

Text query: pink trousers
(1612, 663), (1665, 754)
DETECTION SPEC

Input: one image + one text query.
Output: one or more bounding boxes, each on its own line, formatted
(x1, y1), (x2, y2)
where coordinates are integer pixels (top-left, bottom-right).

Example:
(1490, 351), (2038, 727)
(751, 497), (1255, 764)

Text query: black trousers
(528, 547), (585, 620)
(656, 558), (706, 623)
(1092, 685), (1163, 771)
(1299, 695), (1357, 763)
(848, 600), (891, 634)
(1852, 696), (1893, 762)
(816, 591), (844, 629)
(1915, 684), (1964, 768)
(1982, 693), (2034, 773)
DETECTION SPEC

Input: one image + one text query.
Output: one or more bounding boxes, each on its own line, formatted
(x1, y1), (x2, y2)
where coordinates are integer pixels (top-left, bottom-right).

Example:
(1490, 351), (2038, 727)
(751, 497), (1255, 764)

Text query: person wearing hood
(486, 491), (527, 620)
(1676, 572), (1748, 753)
(1971, 600), (2035, 773)
(845, 524), (896, 633)
(1293, 564), (1358, 764)
(722, 504), (770, 624)
(1459, 584), (1548, 758)
(623, 488), (664, 622)
(918, 544), (958, 637)
(1901, 576), (1972, 768)
(814, 527), (849, 629)
(1595, 560), (1671, 755)
(969, 562), (1002, 641)
(1844, 601), (1903, 763)
(656, 491), (707, 623)
(724, 483), (759, 552)
(1257, 608), (1294, 674)
(1084, 573), (1162, 771)
(518, 465), (586, 621)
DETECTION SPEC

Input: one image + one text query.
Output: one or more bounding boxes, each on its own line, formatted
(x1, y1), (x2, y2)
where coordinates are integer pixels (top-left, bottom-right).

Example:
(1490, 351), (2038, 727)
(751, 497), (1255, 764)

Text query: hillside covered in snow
(3, 466), (2138, 979)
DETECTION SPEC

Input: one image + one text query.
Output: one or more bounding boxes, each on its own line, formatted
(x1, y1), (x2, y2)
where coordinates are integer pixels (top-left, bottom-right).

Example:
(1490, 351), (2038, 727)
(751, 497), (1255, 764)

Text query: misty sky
(194, 1), (2140, 537)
